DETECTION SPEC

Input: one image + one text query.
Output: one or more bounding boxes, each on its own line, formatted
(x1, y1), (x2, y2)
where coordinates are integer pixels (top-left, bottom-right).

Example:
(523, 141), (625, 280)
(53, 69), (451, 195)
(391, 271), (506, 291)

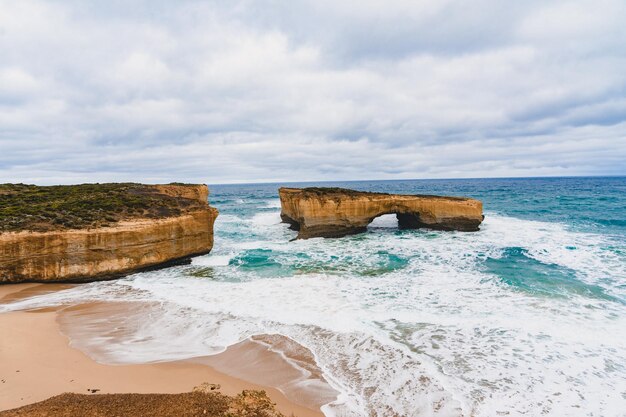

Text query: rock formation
(279, 187), (483, 239)
(0, 184), (218, 283)
(1, 389), (286, 417)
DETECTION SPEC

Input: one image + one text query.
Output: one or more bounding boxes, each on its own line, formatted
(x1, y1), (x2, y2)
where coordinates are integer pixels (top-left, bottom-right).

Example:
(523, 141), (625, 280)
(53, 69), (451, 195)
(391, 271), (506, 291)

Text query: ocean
(2, 177), (626, 416)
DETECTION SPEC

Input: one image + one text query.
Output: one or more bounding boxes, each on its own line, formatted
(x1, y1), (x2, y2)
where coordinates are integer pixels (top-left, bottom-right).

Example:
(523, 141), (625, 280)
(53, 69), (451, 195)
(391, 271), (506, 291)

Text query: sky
(1, 0), (625, 185)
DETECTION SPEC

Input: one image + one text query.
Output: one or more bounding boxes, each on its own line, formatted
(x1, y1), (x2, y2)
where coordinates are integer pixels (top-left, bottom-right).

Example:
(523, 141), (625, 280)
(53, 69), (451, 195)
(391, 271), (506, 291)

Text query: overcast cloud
(1, 0), (625, 184)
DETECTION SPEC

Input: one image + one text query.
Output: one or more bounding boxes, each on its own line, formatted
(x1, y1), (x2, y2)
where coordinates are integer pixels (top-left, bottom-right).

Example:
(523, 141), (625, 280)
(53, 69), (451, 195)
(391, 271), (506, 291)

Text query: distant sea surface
(3, 177), (626, 416)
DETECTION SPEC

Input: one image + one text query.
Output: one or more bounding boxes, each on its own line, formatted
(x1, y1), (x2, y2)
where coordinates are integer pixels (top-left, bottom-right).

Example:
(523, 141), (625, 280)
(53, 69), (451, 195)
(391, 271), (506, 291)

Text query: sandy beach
(0, 284), (326, 416)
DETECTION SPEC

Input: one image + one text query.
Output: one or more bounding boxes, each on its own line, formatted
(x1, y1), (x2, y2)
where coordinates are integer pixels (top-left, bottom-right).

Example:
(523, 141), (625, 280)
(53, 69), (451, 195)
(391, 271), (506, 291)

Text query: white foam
(249, 212), (282, 226)
(264, 199), (282, 209)
(192, 254), (233, 267)
(367, 213), (398, 228)
(215, 214), (243, 223)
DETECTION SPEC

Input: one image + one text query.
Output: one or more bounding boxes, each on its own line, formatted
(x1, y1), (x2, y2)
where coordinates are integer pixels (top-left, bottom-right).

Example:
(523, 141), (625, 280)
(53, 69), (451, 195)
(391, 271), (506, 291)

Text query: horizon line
(2, 174), (625, 187)
(207, 174), (626, 187)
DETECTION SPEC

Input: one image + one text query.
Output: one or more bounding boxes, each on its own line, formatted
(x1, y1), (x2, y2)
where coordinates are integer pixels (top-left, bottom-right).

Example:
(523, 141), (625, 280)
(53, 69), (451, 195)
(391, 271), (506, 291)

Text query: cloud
(0, 0), (625, 184)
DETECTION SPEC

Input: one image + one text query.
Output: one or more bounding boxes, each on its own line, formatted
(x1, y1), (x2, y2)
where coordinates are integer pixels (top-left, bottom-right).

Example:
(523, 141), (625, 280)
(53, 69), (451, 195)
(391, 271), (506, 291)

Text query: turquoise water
(2, 177), (626, 416)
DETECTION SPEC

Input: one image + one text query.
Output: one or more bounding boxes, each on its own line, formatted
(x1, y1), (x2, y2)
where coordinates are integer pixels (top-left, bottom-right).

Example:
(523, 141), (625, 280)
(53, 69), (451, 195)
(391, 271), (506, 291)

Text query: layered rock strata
(279, 187), (483, 239)
(0, 184), (218, 283)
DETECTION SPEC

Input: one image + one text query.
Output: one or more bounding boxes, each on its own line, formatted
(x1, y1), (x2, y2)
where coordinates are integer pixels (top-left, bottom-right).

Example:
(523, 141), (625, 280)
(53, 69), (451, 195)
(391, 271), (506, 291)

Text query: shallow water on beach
(2, 177), (626, 416)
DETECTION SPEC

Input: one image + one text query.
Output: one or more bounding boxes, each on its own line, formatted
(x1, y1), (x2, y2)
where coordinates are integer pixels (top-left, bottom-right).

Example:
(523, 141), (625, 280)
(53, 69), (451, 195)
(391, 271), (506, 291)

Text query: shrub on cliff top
(0, 183), (206, 232)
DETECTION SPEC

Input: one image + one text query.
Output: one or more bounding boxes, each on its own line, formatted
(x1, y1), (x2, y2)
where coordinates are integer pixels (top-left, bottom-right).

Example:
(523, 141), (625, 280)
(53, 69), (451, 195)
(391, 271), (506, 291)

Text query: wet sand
(0, 284), (330, 416)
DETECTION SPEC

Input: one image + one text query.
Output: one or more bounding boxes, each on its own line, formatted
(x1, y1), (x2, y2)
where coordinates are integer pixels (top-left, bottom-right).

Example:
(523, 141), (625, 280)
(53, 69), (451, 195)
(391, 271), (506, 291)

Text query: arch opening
(367, 211), (425, 231)
(367, 213), (399, 229)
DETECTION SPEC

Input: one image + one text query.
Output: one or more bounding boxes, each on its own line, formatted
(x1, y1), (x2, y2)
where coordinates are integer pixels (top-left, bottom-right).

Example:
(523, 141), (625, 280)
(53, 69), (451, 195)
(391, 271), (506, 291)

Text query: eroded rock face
(0, 184), (218, 283)
(153, 184), (209, 203)
(279, 187), (483, 239)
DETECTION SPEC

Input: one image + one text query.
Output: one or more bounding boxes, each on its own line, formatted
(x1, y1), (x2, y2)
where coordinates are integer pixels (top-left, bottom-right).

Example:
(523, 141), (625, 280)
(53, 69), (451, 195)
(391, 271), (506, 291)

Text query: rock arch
(279, 187), (484, 239)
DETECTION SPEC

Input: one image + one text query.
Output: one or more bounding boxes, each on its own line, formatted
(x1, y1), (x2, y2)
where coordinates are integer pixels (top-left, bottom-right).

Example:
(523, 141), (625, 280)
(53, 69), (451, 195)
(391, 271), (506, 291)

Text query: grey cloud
(0, 0), (625, 184)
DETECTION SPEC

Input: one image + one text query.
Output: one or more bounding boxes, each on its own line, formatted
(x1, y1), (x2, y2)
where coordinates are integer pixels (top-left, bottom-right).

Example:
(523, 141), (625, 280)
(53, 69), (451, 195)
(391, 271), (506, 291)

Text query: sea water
(2, 177), (626, 416)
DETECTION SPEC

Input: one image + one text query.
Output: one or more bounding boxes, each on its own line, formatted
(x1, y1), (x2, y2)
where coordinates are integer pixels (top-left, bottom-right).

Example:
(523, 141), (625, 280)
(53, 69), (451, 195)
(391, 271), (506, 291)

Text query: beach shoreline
(0, 284), (327, 417)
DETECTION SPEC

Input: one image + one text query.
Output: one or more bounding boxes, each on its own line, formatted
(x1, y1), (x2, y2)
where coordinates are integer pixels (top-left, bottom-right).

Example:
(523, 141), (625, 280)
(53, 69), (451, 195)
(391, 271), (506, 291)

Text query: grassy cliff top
(301, 187), (390, 196)
(282, 187), (469, 201)
(0, 183), (207, 233)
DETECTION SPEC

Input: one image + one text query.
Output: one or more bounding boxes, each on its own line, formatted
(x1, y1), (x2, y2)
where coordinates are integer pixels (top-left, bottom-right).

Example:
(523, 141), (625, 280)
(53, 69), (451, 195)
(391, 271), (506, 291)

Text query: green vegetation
(0, 183), (206, 232)
(300, 187), (389, 196)
(297, 187), (467, 201)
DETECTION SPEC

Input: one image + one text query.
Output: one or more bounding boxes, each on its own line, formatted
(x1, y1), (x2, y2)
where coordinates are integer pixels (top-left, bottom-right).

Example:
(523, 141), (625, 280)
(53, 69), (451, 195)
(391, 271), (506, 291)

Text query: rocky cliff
(0, 183), (218, 283)
(279, 187), (483, 239)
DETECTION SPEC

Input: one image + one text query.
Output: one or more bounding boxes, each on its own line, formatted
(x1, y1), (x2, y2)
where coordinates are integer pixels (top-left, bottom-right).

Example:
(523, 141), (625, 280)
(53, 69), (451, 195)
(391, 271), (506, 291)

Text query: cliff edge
(0, 183), (218, 283)
(279, 187), (483, 239)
